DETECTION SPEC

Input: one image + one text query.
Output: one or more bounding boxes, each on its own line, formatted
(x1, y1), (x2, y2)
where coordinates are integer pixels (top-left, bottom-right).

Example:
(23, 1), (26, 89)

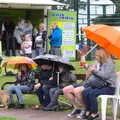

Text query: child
(21, 34), (32, 58)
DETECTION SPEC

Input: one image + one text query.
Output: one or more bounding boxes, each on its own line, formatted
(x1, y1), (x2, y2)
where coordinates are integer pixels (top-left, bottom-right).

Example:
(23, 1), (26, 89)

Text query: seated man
(32, 62), (57, 109)
(8, 64), (35, 109)
(43, 65), (76, 111)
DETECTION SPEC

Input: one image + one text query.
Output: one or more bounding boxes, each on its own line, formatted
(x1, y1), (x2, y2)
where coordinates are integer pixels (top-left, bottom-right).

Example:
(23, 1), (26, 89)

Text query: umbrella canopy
(2, 56), (37, 69)
(82, 24), (120, 58)
(33, 54), (59, 65)
(33, 54), (75, 70)
(57, 57), (75, 70)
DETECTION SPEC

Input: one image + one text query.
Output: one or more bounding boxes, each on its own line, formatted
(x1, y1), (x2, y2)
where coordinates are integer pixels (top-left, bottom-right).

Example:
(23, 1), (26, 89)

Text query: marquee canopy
(0, 0), (66, 9)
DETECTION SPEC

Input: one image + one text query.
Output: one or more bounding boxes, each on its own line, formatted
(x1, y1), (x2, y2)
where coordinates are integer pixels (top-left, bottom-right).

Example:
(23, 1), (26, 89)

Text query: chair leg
(112, 98), (118, 120)
(101, 96), (108, 120)
(119, 99), (120, 107)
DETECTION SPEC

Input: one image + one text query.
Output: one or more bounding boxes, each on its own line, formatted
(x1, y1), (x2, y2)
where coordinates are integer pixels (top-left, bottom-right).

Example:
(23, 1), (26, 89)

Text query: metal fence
(78, 3), (116, 44)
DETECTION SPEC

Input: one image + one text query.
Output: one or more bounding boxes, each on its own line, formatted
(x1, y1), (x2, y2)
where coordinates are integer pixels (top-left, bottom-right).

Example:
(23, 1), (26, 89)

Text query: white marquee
(0, 0), (65, 9)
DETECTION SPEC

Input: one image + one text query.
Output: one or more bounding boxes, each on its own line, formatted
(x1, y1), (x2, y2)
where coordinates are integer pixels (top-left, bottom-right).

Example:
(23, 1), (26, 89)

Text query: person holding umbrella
(81, 48), (116, 120)
(32, 61), (58, 109)
(43, 64), (76, 111)
(63, 47), (116, 119)
(32, 54), (74, 109)
(8, 64), (35, 109)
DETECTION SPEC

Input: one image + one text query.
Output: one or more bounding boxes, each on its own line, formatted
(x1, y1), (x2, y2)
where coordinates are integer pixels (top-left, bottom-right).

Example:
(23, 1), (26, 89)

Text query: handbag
(85, 75), (110, 89)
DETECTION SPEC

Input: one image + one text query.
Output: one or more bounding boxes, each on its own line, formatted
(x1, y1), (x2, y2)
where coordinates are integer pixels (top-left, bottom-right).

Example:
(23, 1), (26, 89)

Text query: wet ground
(0, 108), (118, 120)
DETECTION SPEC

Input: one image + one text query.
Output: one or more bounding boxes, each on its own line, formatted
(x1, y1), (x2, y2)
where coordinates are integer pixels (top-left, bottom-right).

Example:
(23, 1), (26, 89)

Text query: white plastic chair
(98, 72), (120, 120)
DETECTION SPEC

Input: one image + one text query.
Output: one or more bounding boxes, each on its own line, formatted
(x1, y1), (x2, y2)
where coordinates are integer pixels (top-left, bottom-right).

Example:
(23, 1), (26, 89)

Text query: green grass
(0, 117), (16, 120)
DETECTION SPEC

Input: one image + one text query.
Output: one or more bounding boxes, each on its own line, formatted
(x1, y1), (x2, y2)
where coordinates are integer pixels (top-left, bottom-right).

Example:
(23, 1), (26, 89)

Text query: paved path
(0, 109), (74, 120)
(0, 108), (118, 120)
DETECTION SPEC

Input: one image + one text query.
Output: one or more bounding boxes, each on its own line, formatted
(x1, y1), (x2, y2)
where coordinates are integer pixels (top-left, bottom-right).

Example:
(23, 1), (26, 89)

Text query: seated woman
(63, 47), (115, 119)
(43, 64), (76, 111)
(8, 64), (35, 109)
(32, 62), (57, 109)
(82, 48), (116, 120)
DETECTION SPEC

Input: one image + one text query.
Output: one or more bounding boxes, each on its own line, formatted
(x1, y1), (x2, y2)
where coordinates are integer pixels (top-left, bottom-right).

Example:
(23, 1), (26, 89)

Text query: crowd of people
(0, 16), (117, 120)
(4, 47), (117, 120)
(0, 17), (62, 57)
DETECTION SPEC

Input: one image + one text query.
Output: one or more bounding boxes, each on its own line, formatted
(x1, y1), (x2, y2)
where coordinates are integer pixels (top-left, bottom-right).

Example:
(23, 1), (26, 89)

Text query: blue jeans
(51, 47), (61, 56)
(82, 87), (115, 113)
(8, 85), (32, 104)
(35, 47), (44, 56)
(48, 87), (63, 106)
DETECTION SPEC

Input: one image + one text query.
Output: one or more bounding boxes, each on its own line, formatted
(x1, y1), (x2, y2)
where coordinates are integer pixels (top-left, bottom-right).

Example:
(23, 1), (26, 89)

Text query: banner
(48, 10), (76, 60)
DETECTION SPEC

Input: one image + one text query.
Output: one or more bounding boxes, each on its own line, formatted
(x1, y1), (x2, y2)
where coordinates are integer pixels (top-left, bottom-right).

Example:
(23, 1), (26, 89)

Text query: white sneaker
(67, 109), (81, 117)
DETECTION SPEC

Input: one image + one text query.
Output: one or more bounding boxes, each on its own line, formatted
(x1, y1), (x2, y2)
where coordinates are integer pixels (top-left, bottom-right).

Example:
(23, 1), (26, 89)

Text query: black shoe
(8, 104), (16, 108)
(87, 113), (99, 120)
(82, 110), (91, 119)
(43, 105), (57, 111)
(15, 104), (24, 109)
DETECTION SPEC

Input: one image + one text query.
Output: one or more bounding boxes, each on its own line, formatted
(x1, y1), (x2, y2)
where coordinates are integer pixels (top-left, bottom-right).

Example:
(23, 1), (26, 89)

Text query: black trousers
(5, 32), (16, 56)
(36, 85), (52, 107)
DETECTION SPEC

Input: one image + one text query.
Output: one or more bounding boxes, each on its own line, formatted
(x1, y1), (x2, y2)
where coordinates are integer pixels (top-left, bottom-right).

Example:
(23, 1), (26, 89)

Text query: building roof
(0, 0), (66, 9)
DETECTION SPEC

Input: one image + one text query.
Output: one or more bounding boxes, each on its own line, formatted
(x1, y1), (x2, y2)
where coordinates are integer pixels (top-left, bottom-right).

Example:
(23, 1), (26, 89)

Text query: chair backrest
(115, 72), (120, 96)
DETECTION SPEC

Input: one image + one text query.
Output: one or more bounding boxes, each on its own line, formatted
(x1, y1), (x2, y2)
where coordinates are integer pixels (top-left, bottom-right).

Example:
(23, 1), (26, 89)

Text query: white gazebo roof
(0, 0), (66, 9)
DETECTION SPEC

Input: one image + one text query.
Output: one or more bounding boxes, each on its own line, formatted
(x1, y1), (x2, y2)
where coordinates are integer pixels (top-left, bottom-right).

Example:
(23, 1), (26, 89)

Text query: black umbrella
(55, 57), (75, 87)
(33, 54), (75, 70)
(57, 57), (75, 71)
(33, 54), (75, 87)
(33, 54), (59, 65)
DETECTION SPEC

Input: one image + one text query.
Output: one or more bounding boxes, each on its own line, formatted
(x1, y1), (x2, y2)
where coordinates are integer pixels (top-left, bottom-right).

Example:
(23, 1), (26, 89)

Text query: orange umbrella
(82, 24), (120, 58)
(2, 56), (37, 69)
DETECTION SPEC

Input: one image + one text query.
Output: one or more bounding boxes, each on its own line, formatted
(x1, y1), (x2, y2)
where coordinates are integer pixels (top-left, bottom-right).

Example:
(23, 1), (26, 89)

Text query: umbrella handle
(5, 64), (7, 73)
(57, 72), (60, 87)
(85, 44), (98, 57)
